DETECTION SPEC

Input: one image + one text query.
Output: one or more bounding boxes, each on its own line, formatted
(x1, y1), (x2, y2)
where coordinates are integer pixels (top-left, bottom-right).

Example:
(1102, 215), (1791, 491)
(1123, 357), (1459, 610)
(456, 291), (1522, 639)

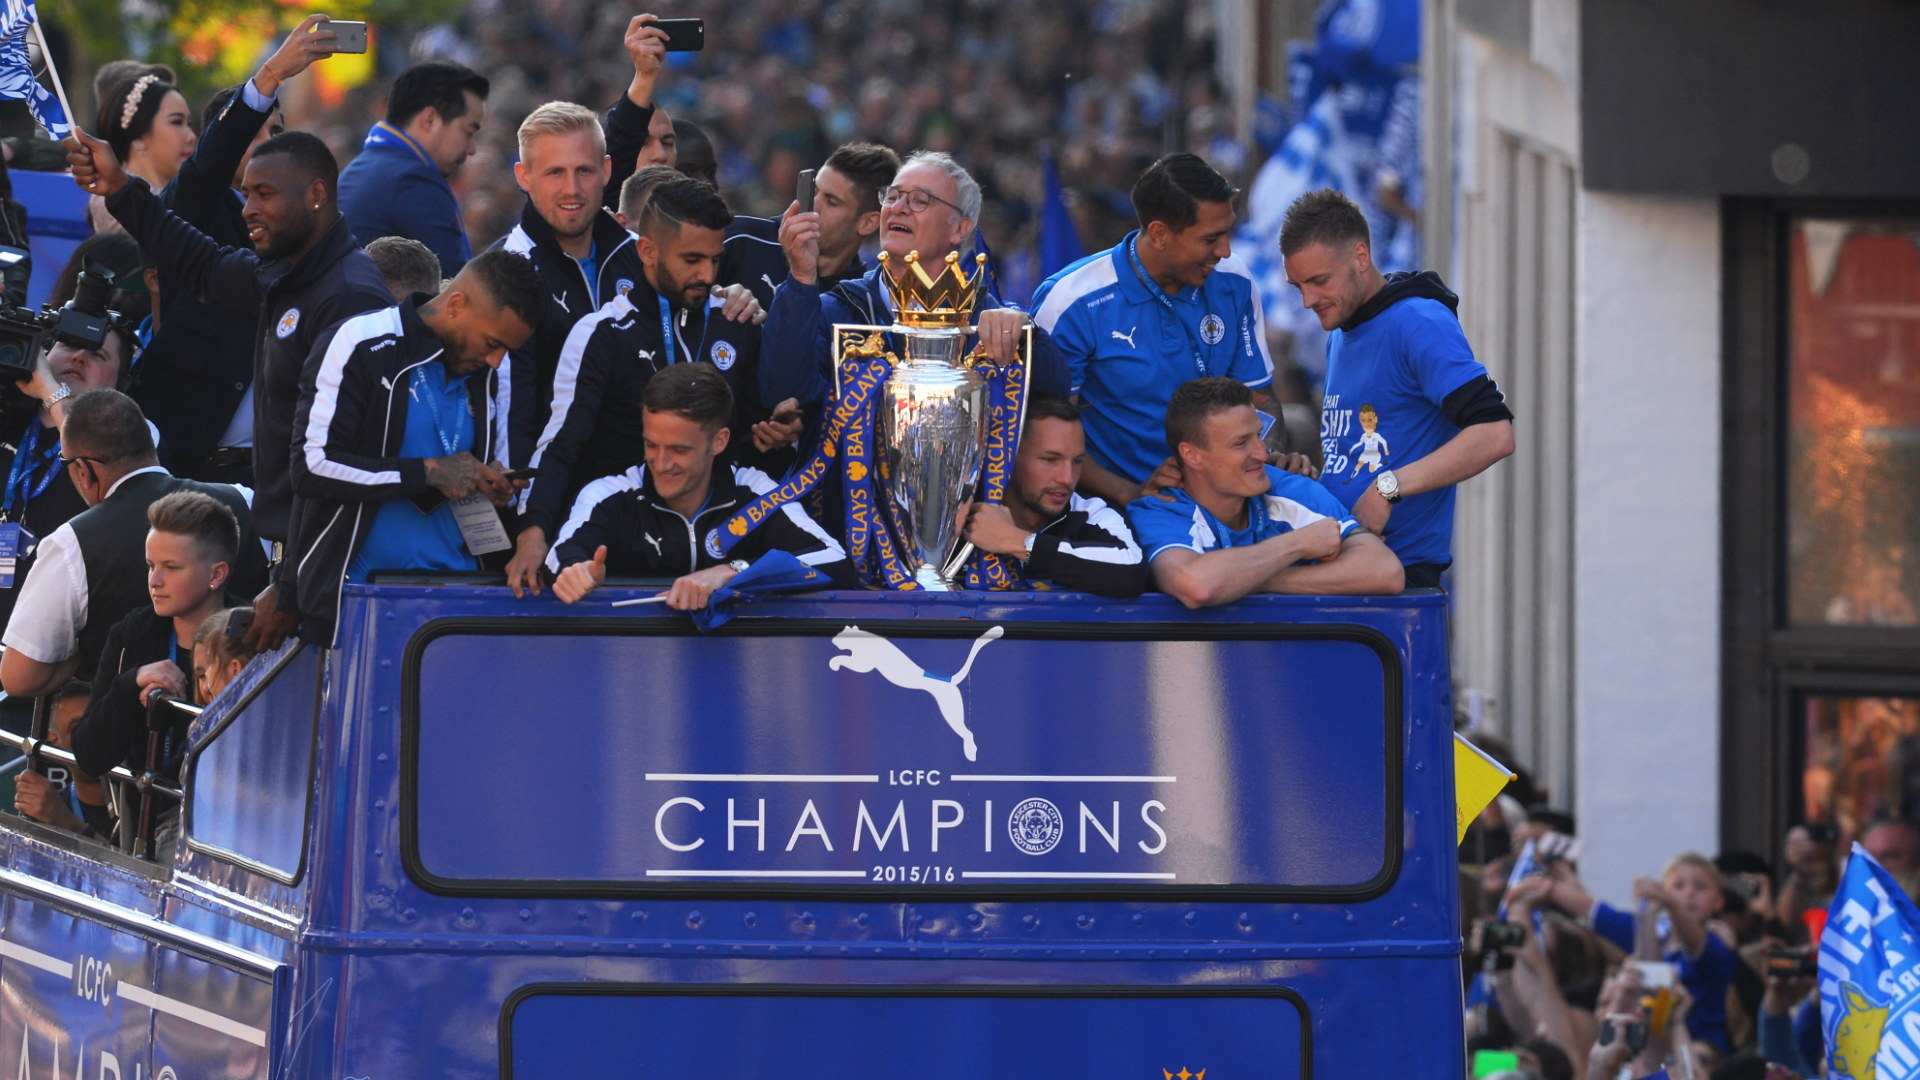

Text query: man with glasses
(1, 390), (268, 702)
(762, 150), (1071, 409)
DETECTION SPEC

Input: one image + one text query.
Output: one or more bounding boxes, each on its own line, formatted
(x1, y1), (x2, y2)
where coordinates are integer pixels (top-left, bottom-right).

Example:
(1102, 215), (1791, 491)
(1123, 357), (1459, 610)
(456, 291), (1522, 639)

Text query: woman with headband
(86, 73), (197, 236)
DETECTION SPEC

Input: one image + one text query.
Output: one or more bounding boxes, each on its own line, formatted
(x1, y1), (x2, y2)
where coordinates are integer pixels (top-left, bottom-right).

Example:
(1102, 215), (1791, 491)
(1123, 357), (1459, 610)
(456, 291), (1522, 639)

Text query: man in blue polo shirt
(339, 61), (490, 276)
(1033, 154), (1282, 507)
(1131, 378), (1404, 608)
(1280, 189), (1515, 589)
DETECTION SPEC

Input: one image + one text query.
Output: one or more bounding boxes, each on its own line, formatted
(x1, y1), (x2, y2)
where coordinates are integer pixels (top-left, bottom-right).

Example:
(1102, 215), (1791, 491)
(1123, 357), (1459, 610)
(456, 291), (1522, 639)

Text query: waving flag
(0, 0), (69, 137)
(1037, 148), (1084, 281)
(1818, 843), (1920, 1080)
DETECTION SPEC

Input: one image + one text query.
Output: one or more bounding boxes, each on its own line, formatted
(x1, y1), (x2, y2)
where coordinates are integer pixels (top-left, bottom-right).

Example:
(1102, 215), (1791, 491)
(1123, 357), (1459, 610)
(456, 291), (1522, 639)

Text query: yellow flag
(1454, 732), (1515, 844)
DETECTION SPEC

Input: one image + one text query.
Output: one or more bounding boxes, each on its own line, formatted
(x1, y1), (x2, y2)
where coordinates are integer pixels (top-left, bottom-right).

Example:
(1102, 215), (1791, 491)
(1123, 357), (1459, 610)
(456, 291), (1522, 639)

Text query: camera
(1765, 946), (1818, 979)
(1483, 920), (1527, 950)
(0, 259), (134, 383)
(1598, 1019), (1649, 1052)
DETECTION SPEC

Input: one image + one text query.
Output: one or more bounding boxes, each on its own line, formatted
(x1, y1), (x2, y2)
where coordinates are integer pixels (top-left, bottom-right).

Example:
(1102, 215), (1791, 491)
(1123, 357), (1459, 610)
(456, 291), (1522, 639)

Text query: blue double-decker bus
(0, 581), (1463, 1077)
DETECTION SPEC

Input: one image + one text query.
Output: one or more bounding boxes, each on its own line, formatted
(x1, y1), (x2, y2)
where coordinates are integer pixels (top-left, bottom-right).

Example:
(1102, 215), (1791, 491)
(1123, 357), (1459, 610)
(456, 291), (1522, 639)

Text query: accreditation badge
(0, 521), (36, 588)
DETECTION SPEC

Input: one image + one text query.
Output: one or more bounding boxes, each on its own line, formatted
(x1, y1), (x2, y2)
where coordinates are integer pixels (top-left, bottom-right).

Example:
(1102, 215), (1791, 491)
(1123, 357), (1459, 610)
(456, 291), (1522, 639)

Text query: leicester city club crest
(1198, 313), (1226, 345)
(276, 308), (301, 339)
(703, 528), (725, 559)
(710, 340), (738, 371)
(617, 278), (635, 299)
(1008, 798), (1064, 855)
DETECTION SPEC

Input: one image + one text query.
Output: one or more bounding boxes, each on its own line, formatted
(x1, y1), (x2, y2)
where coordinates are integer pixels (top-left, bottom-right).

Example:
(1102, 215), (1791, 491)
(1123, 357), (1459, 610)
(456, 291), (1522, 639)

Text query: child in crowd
(11, 681), (112, 841)
(1548, 852), (1740, 1055)
(191, 608), (256, 704)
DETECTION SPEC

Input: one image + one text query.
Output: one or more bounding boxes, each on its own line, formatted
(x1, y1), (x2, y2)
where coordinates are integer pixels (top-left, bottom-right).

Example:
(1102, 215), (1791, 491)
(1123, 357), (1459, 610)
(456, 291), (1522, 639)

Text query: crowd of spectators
(1461, 735), (1889, 1080)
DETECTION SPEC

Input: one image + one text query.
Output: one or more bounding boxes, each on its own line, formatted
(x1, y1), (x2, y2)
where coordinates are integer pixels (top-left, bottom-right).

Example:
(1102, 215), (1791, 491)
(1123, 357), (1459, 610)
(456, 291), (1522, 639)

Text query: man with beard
(503, 176), (796, 596)
(65, 127), (391, 651)
(959, 395), (1148, 598)
(285, 249), (544, 644)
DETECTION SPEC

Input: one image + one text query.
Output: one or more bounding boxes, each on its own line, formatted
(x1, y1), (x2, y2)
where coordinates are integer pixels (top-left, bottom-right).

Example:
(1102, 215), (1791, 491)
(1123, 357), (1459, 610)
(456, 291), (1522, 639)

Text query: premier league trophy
(833, 250), (1032, 590)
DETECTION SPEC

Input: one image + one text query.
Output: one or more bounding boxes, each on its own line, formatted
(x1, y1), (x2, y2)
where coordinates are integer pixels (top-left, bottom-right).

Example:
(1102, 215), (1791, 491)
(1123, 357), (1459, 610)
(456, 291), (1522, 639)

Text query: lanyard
(658, 295), (704, 365)
(3, 423), (60, 517)
(409, 364), (469, 457)
(1127, 236), (1211, 379)
(1206, 485), (1270, 549)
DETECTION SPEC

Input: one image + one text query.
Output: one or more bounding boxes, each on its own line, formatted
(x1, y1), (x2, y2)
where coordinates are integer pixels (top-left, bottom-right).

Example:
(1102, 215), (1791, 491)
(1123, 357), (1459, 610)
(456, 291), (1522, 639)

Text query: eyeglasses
(57, 454), (101, 467)
(880, 185), (964, 217)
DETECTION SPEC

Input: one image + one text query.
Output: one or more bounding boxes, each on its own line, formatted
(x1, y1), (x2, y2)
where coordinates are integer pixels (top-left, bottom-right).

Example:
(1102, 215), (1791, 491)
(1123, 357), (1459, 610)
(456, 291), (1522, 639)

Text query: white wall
(1573, 192), (1722, 904)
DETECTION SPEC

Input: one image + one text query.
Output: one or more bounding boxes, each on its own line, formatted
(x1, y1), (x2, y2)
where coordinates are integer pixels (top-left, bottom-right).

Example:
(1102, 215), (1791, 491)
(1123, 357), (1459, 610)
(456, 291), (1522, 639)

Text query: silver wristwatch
(41, 383), (70, 411)
(726, 559), (750, 573)
(1021, 532), (1037, 559)
(1374, 469), (1402, 504)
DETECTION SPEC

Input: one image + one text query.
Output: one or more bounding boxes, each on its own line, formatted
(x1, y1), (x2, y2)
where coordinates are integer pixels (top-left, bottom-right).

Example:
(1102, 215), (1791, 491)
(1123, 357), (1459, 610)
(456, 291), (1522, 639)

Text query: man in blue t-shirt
(1130, 378), (1404, 608)
(1280, 189), (1515, 588)
(1035, 154), (1301, 507)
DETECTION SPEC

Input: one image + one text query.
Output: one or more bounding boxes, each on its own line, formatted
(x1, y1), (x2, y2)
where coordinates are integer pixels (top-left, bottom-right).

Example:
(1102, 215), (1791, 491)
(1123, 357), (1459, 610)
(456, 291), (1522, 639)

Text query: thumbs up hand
(553, 546), (608, 604)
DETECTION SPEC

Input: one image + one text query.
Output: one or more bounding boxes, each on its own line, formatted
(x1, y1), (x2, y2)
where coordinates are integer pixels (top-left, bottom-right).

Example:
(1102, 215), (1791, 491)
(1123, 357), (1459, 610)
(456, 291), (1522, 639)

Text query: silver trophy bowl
(879, 326), (985, 590)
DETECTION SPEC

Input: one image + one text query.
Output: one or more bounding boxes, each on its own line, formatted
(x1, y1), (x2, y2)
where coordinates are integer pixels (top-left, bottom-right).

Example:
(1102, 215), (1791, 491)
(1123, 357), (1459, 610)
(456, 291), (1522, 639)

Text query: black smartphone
(796, 168), (816, 213)
(500, 467), (541, 482)
(652, 17), (705, 52)
(224, 608), (255, 641)
(1806, 821), (1840, 846)
(325, 19), (369, 54)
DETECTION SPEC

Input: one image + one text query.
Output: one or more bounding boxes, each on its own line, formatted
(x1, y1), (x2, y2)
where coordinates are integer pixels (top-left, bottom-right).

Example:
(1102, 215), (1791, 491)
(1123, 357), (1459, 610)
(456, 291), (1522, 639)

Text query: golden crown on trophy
(879, 250), (989, 330)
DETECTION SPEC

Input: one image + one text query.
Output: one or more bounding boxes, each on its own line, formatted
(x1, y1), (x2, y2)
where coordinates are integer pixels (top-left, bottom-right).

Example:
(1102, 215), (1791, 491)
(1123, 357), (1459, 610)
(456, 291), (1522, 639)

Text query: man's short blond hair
(517, 102), (606, 161)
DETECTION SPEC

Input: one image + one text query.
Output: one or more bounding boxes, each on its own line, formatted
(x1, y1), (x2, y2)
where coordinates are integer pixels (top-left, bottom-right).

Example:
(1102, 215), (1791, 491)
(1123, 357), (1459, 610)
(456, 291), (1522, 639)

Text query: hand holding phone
(324, 19), (369, 54)
(797, 168), (816, 214)
(652, 17), (705, 52)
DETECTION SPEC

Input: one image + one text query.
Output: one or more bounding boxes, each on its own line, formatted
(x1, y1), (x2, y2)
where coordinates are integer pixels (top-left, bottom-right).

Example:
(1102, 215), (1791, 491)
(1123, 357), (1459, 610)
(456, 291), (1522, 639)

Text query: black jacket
(494, 202), (642, 475)
(720, 216), (791, 309)
(286, 299), (500, 645)
(136, 88), (268, 464)
(1024, 493), (1149, 598)
(71, 590), (246, 781)
(104, 178), (392, 545)
(520, 281), (786, 537)
(550, 462), (854, 585)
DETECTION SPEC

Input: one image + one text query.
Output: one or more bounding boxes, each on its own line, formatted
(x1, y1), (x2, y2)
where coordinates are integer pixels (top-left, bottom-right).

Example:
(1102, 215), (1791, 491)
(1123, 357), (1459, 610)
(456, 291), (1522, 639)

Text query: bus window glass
(186, 643), (323, 881)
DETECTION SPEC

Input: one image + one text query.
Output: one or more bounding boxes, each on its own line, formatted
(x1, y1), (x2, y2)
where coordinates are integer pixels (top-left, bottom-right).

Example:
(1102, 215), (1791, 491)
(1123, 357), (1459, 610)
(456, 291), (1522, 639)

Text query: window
(1801, 695), (1920, 836)
(1785, 217), (1920, 627)
(184, 644), (323, 882)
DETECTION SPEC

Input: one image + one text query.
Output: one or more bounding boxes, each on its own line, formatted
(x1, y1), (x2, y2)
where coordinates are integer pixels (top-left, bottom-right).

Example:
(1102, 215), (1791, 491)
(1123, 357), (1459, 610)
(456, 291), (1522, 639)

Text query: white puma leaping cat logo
(1112, 327), (1138, 348)
(643, 533), (663, 557)
(828, 625), (1004, 761)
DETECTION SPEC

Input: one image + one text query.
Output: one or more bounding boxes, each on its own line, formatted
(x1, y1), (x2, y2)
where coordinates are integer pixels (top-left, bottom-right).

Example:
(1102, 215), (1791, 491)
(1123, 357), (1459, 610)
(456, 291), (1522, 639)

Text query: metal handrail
(0, 728), (183, 802)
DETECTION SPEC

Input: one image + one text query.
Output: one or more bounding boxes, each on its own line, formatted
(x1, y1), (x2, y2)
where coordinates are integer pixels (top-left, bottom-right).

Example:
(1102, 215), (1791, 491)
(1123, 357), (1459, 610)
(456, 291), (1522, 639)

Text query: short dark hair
(1164, 377), (1252, 454)
(386, 61), (489, 129)
(148, 489), (239, 567)
(1131, 153), (1238, 234)
(1023, 394), (1081, 430)
(643, 363), (733, 431)
(672, 118), (717, 188)
(639, 174), (733, 241)
(824, 142), (903, 216)
(251, 131), (339, 201)
(461, 248), (546, 329)
(619, 164), (683, 222)
(1278, 188), (1371, 257)
(63, 388), (155, 464)
(366, 236), (443, 298)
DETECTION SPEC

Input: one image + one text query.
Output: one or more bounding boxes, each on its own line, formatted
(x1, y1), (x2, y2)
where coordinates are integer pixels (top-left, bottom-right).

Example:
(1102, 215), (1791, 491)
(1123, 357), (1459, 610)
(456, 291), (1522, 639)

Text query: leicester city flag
(0, 0), (68, 138)
(1820, 843), (1920, 1080)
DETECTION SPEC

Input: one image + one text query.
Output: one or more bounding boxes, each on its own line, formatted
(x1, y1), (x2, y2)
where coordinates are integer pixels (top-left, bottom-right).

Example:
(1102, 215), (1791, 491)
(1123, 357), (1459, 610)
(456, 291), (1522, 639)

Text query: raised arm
(602, 15), (667, 209)
(760, 277), (833, 408)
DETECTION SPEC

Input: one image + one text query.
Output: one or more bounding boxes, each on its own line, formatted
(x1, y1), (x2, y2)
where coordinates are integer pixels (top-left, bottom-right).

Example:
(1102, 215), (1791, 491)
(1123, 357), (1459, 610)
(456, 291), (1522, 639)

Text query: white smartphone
(1634, 959), (1676, 990)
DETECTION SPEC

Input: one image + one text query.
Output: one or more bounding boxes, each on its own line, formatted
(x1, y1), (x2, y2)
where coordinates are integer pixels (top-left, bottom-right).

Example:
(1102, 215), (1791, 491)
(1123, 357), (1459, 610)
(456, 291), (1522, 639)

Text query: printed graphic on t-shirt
(1342, 403), (1390, 484)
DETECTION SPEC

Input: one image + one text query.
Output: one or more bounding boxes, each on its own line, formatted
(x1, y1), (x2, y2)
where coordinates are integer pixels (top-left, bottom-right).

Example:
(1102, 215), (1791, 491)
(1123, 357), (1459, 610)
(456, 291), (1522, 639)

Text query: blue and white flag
(0, 0), (68, 137)
(1819, 843), (1920, 1080)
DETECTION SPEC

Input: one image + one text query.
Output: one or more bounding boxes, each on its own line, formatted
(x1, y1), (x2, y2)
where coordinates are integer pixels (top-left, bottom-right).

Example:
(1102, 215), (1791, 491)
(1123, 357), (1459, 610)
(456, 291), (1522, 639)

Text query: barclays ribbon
(960, 350), (1030, 590)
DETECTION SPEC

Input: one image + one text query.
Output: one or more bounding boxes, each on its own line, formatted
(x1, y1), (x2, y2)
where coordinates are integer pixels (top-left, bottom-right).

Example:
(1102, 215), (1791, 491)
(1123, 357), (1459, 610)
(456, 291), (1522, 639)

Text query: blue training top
(1033, 232), (1274, 484)
(1317, 292), (1486, 569)
(1591, 900), (1738, 1053)
(347, 363), (479, 582)
(1129, 465), (1360, 563)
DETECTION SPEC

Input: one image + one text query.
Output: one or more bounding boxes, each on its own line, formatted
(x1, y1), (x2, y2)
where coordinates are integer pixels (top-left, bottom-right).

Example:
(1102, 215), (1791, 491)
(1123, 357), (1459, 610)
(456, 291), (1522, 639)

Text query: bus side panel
(149, 947), (274, 1079)
(0, 892), (152, 1078)
(1305, 955), (1466, 1077)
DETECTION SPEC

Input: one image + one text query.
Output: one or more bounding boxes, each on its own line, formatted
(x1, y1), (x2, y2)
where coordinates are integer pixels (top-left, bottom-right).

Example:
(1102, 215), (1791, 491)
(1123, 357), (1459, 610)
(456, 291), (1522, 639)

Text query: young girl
(192, 608), (258, 704)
